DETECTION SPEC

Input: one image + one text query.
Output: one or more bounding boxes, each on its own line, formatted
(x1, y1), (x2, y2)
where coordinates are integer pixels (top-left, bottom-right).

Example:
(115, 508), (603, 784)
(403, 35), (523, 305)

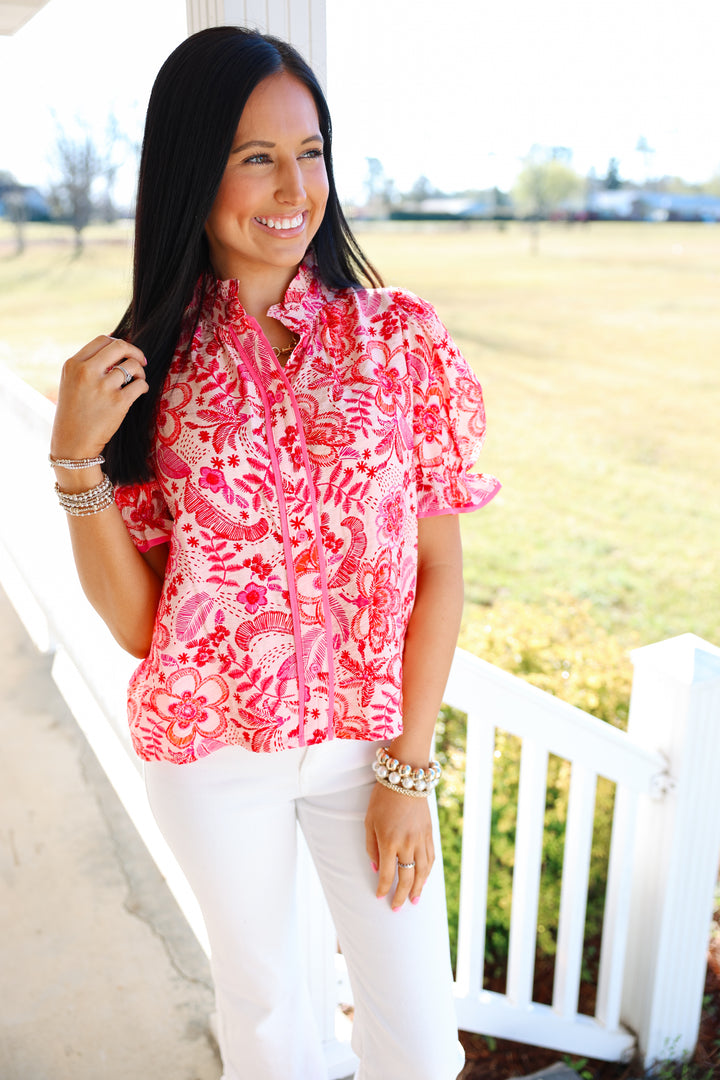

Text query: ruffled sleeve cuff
(401, 292), (501, 518)
(114, 479), (174, 552)
(416, 463), (501, 518)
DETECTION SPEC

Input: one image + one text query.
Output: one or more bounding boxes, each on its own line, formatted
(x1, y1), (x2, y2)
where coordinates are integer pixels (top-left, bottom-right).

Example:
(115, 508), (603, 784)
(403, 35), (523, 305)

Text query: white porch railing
(2, 363), (720, 1075)
(444, 641), (720, 1067)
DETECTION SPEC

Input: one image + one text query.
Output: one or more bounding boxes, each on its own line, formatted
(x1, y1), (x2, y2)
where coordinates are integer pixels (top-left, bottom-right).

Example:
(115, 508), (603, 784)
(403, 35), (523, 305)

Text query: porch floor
(0, 585), (222, 1080)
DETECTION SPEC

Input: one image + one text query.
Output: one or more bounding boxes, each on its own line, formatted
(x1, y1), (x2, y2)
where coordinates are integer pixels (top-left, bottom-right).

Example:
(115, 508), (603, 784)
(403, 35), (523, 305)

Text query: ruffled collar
(192, 253), (341, 335)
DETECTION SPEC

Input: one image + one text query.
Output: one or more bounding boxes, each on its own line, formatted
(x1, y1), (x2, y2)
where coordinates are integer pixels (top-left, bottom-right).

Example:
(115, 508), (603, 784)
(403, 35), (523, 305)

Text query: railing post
(620, 634), (720, 1068)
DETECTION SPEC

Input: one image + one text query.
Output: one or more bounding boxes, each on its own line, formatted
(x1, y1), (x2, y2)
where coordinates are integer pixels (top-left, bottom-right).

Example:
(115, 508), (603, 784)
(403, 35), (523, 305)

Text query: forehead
(235, 71), (321, 140)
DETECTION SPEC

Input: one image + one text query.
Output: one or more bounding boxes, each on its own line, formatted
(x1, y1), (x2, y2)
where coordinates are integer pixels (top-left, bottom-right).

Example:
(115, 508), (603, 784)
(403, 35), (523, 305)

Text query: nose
(276, 158), (306, 205)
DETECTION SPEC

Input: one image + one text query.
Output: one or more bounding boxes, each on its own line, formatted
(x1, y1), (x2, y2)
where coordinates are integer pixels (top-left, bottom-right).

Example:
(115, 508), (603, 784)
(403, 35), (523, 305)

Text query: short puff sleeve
(404, 297), (501, 517)
(114, 479), (174, 552)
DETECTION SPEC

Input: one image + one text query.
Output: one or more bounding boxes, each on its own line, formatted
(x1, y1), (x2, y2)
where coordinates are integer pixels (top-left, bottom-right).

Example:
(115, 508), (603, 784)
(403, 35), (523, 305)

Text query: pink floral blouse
(115, 257), (500, 763)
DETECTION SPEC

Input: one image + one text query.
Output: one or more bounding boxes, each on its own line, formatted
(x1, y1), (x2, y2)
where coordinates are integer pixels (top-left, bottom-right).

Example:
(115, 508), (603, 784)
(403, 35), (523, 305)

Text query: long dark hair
(106, 25), (381, 484)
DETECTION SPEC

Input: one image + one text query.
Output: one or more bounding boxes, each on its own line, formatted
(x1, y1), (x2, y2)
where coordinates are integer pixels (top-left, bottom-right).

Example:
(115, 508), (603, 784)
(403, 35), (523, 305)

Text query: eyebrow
(231, 134), (324, 154)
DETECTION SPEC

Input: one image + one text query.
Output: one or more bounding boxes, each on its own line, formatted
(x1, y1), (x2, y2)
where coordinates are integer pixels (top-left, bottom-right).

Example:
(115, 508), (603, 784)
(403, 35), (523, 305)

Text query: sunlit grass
(358, 221), (720, 646)
(0, 221), (133, 396)
(2, 218), (718, 648)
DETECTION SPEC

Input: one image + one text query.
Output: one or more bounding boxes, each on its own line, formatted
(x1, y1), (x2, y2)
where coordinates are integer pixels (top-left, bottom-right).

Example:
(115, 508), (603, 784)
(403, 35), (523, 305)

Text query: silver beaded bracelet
(55, 474), (115, 516)
(49, 453), (105, 470)
(372, 747), (442, 799)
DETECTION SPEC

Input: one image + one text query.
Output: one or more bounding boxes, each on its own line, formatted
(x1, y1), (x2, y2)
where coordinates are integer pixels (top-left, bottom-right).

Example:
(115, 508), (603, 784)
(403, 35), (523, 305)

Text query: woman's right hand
(51, 336), (149, 460)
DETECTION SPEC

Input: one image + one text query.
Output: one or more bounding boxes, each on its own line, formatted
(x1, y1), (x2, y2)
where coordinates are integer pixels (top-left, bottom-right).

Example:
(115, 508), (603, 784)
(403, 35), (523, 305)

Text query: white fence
(2, 364), (720, 1076)
(445, 642), (720, 1067)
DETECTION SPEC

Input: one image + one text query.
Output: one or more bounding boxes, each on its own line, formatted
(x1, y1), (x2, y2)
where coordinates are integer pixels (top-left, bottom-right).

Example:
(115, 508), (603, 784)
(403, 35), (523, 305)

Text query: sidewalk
(0, 585), (222, 1080)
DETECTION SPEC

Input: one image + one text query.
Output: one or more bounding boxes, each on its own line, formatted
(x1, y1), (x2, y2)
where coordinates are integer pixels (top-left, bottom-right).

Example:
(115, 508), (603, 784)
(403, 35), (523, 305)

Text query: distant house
(390, 195), (499, 221)
(0, 183), (51, 221)
(587, 188), (720, 223)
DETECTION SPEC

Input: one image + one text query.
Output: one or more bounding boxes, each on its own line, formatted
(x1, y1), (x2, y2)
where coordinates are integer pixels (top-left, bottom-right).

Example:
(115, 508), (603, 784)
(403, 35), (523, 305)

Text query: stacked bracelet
(48, 455), (105, 473)
(55, 474), (115, 516)
(372, 747), (442, 799)
(49, 453), (105, 470)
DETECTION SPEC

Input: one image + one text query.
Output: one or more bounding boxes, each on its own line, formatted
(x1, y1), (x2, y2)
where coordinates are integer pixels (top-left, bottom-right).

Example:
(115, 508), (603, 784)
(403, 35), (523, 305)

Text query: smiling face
(204, 71), (329, 284)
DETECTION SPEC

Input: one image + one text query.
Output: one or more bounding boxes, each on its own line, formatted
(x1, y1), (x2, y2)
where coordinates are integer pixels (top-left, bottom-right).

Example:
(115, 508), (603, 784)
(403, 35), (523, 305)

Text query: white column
(186, 0), (327, 87)
(620, 633), (720, 1068)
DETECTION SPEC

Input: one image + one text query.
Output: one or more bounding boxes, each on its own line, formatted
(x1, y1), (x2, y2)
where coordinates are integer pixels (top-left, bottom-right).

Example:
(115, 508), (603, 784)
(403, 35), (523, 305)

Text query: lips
(255, 212), (305, 230)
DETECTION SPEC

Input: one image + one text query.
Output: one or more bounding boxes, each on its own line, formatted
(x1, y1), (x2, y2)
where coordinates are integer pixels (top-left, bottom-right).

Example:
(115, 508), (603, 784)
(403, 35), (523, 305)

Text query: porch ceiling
(0, 0), (51, 35)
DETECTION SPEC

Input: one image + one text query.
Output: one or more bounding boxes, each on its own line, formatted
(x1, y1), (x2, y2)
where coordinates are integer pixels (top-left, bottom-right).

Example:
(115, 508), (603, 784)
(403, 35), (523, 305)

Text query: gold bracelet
(376, 778), (434, 799)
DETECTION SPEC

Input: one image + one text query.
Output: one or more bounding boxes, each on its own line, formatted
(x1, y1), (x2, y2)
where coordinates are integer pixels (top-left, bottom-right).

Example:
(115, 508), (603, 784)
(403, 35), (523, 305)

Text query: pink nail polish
(411, 897), (420, 906)
(392, 905), (401, 913)
(371, 861), (378, 873)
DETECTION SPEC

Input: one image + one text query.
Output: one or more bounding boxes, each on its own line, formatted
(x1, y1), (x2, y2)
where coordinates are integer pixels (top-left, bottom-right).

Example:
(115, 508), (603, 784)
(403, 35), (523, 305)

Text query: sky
(0, 0), (719, 205)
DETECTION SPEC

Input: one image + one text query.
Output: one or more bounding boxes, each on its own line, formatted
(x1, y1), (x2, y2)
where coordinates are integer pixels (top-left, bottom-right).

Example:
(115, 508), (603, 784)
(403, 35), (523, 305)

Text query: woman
(50, 26), (499, 1080)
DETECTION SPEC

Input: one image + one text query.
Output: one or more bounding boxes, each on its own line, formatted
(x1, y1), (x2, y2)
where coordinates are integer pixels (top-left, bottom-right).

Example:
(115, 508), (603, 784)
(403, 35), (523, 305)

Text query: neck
(223, 262), (300, 323)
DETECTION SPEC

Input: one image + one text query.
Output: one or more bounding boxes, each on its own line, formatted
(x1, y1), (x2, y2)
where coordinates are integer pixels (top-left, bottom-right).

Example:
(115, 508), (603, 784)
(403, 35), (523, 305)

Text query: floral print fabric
(114, 258), (500, 762)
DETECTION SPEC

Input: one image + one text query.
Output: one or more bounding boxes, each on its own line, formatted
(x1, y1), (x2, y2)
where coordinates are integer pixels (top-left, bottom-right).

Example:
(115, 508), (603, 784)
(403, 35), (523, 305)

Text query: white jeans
(144, 739), (464, 1080)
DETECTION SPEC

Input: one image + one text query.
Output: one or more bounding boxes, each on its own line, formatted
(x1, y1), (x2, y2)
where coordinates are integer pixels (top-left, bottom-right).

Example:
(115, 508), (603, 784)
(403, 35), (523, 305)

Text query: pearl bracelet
(55, 474), (115, 516)
(372, 747), (442, 798)
(49, 453), (105, 470)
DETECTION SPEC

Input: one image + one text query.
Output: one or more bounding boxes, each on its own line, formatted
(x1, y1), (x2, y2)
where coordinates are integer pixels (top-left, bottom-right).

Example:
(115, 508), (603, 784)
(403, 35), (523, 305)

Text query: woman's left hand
(365, 782), (434, 911)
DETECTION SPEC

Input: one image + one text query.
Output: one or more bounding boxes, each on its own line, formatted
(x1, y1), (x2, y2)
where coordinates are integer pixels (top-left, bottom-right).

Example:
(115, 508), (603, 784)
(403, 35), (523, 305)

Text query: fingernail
(370, 861), (378, 873)
(392, 905), (401, 913)
(411, 897), (420, 906)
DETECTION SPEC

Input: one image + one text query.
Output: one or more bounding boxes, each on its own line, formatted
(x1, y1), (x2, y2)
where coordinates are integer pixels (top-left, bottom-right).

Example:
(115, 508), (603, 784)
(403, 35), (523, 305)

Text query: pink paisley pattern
(115, 256), (500, 763)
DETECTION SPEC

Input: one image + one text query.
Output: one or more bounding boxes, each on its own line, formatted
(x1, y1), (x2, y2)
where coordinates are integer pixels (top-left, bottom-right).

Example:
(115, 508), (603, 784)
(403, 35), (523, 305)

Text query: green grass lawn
(358, 221), (720, 649)
(2, 218), (718, 652)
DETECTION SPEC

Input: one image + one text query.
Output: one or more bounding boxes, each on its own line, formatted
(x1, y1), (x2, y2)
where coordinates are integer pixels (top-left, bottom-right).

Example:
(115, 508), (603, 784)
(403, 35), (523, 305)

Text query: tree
(49, 115), (127, 253)
(605, 157), (622, 190)
(407, 175), (437, 204)
(513, 146), (583, 219)
(363, 157), (395, 217)
(0, 170), (27, 255)
(513, 146), (583, 254)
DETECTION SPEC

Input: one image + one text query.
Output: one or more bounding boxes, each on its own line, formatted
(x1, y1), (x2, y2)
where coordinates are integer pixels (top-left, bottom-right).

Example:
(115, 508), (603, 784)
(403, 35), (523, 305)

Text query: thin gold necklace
(272, 333), (299, 364)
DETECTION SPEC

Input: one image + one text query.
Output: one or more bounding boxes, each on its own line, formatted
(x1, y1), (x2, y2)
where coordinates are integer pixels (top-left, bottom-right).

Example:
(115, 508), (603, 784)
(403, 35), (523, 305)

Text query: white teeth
(256, 213), (304, 230)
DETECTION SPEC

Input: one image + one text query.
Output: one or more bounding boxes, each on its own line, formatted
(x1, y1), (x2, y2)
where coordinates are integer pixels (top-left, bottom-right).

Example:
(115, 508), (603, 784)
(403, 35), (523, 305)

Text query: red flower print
(278, 425), (298, 449)
(152, 667), (228, 749)
(243, 554), (273, 579)
(199, 466), (234, 504)
(237, 581), (268, 614)
(295, 394), (353, 467)
(413, 384), (447, 468)
(376, 490), (404, 544)
(353, 341), (411, 417)
(351, 549), (400, 653)
(199, 467), (225, 492)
